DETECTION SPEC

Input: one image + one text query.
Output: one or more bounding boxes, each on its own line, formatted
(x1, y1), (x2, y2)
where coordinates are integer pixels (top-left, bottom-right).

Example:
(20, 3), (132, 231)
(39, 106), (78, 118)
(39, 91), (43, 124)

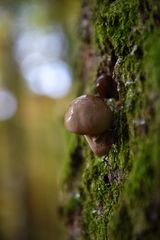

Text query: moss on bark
(62, 1), (160, 239)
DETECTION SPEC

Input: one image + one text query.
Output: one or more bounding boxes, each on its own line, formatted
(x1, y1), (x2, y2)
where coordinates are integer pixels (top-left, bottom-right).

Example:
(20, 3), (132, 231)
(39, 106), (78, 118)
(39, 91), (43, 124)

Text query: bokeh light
(13, 9), (72, 99)
(14, 27), (68, 62)
(0, 1), (79, 239)
(22, 61), (72, 98)
(0, 89), (17, 120)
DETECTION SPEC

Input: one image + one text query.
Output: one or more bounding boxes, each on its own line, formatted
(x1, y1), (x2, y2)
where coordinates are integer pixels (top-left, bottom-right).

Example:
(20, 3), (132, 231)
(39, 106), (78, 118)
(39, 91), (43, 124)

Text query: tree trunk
(63, 0), (160, 239)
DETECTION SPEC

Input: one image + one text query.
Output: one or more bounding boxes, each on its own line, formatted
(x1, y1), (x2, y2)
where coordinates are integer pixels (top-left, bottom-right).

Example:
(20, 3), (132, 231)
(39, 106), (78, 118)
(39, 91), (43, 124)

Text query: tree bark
(63, 1), (160, 239)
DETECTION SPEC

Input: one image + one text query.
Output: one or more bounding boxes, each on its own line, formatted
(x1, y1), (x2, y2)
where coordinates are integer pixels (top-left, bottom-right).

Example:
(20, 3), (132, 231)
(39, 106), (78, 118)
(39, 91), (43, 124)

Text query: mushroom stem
(64, 94), (113, 157)
(84, 131), (112, 157)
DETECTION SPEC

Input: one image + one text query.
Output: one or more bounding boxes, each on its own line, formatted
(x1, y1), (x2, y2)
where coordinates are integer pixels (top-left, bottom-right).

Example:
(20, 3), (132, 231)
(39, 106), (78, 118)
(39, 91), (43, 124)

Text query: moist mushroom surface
(64, 94), (112, 136)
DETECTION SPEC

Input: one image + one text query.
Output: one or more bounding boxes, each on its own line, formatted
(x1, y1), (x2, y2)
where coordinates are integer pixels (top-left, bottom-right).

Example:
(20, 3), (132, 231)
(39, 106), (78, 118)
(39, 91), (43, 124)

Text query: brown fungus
(96, 73), (119, 99)
(84, 132), (112, 157)
(64, 95), (113, 156)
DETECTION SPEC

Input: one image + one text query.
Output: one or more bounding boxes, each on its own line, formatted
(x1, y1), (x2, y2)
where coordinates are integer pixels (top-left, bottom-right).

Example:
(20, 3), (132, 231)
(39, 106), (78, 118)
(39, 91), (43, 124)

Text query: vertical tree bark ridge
(63, 1), (160, 239)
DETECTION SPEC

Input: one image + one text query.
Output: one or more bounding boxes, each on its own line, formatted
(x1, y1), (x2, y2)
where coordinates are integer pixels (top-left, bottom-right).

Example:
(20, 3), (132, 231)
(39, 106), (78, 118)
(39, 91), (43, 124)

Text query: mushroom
(84, 132), (112, 156)
(64, 94), (113, 156)
(96, 73), (118, 99)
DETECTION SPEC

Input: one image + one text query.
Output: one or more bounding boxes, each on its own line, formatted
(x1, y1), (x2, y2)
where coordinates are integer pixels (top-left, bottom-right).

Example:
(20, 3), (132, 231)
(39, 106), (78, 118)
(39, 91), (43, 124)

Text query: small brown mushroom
(84, 132), (112, 157)
(96, 73), (119, 99)
(64, 94), (113, 156)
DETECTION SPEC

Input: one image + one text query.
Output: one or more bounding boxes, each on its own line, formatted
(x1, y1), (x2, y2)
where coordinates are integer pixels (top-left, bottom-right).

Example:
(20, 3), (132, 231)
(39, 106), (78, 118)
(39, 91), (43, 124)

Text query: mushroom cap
(64, 94), (112, 135)
(96, 74), (119, 99)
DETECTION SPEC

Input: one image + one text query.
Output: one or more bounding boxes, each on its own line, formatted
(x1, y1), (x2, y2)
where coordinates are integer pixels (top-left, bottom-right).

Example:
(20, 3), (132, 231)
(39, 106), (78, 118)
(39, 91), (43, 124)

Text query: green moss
(63, 133), (85, 189)
(63, 0), (160, 239)
(63, 193), (81, 216)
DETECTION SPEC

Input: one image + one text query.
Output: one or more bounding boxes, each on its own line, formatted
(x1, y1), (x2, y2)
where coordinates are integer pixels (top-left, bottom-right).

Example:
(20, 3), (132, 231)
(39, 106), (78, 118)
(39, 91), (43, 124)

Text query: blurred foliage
(0, 0), (80, 240)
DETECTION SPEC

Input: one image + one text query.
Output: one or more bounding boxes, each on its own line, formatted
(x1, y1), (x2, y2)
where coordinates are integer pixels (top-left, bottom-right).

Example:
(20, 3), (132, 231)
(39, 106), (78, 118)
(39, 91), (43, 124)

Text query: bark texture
(63, 1), (160, 239)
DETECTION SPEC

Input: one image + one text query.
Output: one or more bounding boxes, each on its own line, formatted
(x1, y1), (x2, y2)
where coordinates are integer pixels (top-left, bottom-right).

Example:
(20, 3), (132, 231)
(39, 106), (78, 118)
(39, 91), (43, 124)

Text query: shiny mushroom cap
(64, 95), (112, 135)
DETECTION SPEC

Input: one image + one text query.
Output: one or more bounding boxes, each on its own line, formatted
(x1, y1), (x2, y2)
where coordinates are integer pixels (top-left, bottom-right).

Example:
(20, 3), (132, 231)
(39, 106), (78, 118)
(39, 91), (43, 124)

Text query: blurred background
(0, 0), (80, 239)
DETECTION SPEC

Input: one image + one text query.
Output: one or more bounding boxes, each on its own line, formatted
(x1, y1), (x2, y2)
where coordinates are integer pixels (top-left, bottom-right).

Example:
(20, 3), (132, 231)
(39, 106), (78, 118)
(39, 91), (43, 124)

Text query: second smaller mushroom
(64, 94), (113, 156)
